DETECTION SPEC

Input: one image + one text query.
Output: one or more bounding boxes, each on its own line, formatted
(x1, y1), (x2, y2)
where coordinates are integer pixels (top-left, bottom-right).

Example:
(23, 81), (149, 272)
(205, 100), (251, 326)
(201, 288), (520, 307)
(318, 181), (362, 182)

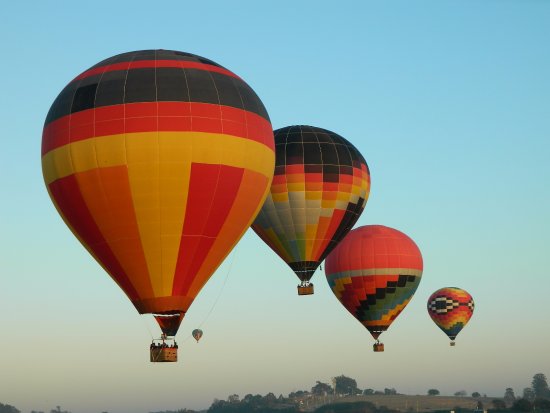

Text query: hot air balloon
(41, 50), (275, 362)
(427, 287), (474, 346)
(192, 329), (203, 342)
(325, 225), (423, 351)
(252, 126), (370, 295)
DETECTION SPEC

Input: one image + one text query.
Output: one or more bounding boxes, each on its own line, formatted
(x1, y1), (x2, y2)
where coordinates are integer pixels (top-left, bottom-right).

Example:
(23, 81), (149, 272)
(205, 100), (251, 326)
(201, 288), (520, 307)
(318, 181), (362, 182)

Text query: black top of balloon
(90, 49), (226, 70)
(45, 49), (269, 126)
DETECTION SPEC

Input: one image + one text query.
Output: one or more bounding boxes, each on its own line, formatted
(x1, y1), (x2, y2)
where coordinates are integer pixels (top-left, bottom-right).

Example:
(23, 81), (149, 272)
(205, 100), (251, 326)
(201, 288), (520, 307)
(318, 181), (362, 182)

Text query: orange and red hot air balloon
(325, 225), (423, 351)
(41, 50), (275, 361)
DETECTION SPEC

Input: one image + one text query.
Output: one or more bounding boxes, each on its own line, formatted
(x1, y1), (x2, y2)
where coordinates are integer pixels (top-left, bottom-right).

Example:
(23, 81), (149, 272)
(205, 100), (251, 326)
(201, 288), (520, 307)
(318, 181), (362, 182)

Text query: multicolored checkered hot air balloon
(252, 126), (370, 295)
(325, 225), (423, 352)
(41, 50), (274, 360)
(427, 287), (474, 346)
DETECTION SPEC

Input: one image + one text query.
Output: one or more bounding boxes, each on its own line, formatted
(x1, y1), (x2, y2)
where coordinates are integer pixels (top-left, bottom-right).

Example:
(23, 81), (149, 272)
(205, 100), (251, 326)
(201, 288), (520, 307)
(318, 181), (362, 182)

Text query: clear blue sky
(1, 1), (549, 412)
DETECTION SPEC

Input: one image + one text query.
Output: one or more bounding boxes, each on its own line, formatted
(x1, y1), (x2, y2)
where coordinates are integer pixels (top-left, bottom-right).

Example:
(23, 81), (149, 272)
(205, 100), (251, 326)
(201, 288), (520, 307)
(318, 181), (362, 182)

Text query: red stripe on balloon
(172, 163), (244, 295)
(73, 59), (240, 82)
(42, 102), (273, 156)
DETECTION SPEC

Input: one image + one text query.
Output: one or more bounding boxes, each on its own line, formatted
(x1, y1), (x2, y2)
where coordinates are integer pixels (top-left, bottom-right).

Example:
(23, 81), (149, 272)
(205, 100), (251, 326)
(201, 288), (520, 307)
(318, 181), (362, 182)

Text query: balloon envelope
(325, 225), (423, 340)
(42, 50), (275, 336)
(252, 125), (370, 285)
(192, 328), (203, 342)
(427, 287), (474, 342)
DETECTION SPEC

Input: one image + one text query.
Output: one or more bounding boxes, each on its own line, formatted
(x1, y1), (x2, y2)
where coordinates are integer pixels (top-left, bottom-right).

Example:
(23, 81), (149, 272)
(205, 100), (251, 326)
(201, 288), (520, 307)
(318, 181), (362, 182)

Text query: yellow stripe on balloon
(42, 132), (274, 185)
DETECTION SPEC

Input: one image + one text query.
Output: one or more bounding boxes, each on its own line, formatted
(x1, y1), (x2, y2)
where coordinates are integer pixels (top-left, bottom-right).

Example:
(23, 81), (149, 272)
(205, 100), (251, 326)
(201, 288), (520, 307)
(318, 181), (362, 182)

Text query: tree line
(0, 406), (73, 413)
(491, 373), (550, 412)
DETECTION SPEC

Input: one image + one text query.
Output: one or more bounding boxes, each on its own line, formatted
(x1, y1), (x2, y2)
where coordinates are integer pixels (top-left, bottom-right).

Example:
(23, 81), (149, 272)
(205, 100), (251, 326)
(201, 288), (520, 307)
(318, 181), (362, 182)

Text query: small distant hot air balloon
(252, 126), (370, 295)
(325, 225), (423, 352)
(427, 287), (474, 346)
(192, 329), (203, 343)
(41, 50), (275, 362)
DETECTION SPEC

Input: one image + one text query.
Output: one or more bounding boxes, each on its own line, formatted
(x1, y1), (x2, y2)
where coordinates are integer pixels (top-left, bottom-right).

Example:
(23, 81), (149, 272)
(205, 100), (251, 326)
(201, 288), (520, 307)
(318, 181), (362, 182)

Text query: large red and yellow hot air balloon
(427, 287), (474, 346)
(41, 50), (274, 359)
(325, 225), (423, 351)
(252, 126), (370, 295)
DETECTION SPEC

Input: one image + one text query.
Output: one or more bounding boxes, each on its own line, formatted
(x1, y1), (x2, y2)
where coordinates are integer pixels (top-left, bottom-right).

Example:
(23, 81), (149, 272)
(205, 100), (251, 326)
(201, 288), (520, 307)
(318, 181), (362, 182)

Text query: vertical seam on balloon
(122, 52), (152, 297)
(324, 130), (340, 258)
(288, 126), (301, 267)
(332, 139), (361, 252)
(265, 193), (288, 260)
(171, 61), (193, 296)
(315, 129), (333, 261)
(205, 63), (224, 134)
(231, 73), (248, 145)
(67, 77), (85, 180)
(297, 125), (307, 267)
(187, 164), (250, 298)
(260, 131), (289, 262)
(332, 133), (342, 253)
(154, 50), (164, 298)
(178, 164), (220, 297)
(342, 140), (356, 235)
(179, 62), (192, 120)
(282, 126), (298, 269)
(195, 69), (224, 288)
(199, 165), (223, 279)
(252, 157), (289, 262)
(90, 63), (112, 240)
(310, 126), (324, 262)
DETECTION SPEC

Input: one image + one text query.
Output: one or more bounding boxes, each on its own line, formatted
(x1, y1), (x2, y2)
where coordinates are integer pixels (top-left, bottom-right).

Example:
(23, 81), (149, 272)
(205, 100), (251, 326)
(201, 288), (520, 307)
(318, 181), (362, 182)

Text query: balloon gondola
(41, 50), (275, 361)
(252, 126), (370, 295)
(150, 334), (179, 362)
(325, 225), (423, 351)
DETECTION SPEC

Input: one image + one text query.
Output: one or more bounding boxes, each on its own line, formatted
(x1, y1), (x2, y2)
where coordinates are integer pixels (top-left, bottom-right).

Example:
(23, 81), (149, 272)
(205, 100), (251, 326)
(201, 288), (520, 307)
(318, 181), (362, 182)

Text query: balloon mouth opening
(289, 261), (320, 282)
(153, 311), (183, 316)
(368, 329), (384, 341)
(153, 312), (185, 337)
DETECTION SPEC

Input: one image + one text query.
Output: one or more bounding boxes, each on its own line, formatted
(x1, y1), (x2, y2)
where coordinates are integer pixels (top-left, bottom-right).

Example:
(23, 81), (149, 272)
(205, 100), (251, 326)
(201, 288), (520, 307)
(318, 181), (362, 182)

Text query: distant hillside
(302, 395), (494, 412)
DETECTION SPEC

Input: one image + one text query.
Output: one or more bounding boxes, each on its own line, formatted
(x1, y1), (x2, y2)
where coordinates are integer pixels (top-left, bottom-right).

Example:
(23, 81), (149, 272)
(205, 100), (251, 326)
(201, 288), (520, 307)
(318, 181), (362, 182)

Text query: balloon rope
(197, 245), (238, 328)
(146, 245), (239, 345)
